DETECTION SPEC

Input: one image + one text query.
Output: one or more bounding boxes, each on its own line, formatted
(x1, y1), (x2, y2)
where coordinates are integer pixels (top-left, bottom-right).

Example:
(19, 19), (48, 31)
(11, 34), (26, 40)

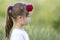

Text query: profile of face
(23, 15), (31, 25)
(17, 14), (31, 26)
(9, 3), (33, 26)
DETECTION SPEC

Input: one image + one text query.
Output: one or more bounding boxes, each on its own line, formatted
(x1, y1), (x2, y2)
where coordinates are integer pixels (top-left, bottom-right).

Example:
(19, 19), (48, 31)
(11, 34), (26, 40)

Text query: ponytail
(5, 6), (13, 39)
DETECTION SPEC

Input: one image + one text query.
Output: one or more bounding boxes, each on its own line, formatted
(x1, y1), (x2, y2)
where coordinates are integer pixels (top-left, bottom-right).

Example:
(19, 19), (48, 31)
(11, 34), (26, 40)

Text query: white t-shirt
(10, 28), (30, 40)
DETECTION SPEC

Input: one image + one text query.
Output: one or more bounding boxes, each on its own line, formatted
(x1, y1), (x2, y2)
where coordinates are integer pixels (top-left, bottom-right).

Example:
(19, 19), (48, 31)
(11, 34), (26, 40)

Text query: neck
(13, 21), (23, 30)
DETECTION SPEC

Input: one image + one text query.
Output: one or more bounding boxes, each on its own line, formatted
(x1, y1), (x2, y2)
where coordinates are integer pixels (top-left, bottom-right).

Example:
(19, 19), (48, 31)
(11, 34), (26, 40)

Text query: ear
(18, 16), (24, 20)
(19, 16), (22, 19)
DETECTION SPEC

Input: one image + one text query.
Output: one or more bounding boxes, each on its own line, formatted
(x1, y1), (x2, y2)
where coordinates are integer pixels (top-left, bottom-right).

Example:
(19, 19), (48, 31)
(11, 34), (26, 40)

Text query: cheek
(25, 17), (31, 24)
(23, 18), (27, 23)
(23, 17), (31, 25)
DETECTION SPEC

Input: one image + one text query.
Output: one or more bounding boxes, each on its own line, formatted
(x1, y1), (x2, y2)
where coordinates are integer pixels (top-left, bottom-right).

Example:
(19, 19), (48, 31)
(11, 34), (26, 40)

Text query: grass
(0, 16), (5, 40)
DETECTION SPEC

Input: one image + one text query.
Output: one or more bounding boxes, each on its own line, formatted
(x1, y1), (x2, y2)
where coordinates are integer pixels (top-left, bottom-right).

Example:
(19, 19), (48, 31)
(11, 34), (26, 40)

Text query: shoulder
(11, 29), (24, 36)
(10, 29), (24, 40)
(22, 30), (30, 40)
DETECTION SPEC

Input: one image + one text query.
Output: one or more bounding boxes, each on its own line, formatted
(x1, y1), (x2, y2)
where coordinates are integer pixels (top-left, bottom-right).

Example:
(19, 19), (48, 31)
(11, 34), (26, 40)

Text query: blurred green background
(0, 0), (60, 40)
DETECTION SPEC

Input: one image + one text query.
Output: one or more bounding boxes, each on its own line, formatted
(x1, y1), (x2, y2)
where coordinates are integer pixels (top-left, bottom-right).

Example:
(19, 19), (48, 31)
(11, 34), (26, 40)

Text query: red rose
(26, 4), (33, 12)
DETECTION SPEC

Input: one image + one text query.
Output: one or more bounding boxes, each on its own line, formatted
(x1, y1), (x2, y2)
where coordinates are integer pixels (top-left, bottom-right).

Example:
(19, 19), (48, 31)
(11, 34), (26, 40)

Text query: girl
(5, 3), (33, 40)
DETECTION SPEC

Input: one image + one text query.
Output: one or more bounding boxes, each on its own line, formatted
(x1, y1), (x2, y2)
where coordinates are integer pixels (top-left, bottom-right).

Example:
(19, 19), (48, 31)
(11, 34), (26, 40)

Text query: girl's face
(23, 14), (31, 25)
(17, 14), (31, 26)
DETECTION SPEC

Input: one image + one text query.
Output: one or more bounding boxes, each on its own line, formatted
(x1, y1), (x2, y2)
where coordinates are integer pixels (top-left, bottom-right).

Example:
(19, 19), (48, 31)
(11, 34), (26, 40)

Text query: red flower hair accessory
(26, 4), (33, 12)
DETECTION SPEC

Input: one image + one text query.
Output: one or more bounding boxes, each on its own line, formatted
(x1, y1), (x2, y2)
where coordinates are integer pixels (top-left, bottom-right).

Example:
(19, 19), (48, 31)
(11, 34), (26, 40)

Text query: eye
(26, 13), (29, 17)
(27, 14), (30, 17)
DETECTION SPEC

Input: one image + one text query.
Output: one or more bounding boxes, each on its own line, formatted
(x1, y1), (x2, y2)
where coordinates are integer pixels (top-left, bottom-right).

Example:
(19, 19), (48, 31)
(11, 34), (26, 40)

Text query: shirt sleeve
(10, 30), (24, 40)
